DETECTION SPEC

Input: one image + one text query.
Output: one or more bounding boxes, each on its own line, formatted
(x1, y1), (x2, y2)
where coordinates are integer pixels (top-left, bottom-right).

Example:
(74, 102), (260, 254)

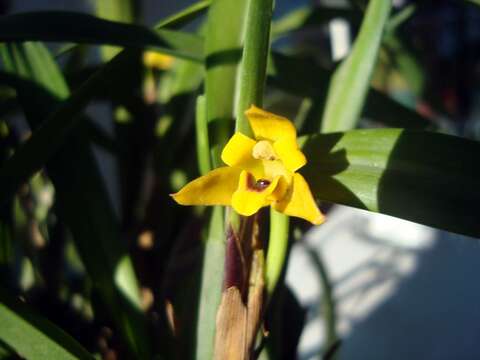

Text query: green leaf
(0, 47), (136, 203)
(321, 0), (392, 132)
(0, 288), (94, 360)
(196, 206), (226, 360)
(0, 11), (203, 62)
(466, 0), (480, 6)
(271, 5), (311, 37)
(385, 4), (416, 33)
(0, 341), (14, 359)
(0, 1), (208, 205)
(95, 0), (138, 60)
(155, 0), (210, 29)
(194, 0), (249, 357)
(268, 53), (429, 130)
(301, 129), (480, 238)
(95, 0), (137, 23)
(0, 42), (151, 358)
(383, 4), (423, 97)
(205, 0), (246, 157)
(271, 5), (360, 38)
(53, 0), (209, 59)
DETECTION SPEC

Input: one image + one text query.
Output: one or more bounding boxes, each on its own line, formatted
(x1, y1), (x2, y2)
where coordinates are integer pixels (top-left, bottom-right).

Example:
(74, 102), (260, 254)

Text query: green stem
(233, 0), (290, 298)
(235, 0), (273, 135)
(195, 95), (211, 175)
(228, 0), (273, 227)
(265, 210), (289, 295)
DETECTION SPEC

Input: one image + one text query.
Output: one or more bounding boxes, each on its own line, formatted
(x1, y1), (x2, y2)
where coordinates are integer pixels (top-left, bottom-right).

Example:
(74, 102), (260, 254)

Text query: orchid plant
(0, 0), (478, 359)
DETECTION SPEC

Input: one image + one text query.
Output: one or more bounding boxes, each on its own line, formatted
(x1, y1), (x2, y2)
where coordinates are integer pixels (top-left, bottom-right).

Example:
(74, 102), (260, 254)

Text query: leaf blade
(0, 11), (204, 61)
(195, 0), (249, 357)
(0, 1), (209, 205)
(268, 52), (429, 131)
(321, 0), (392, 132)
(0, 41), (151, 358)
(0, 288), (94, 360)
(301, 129), (480, 238)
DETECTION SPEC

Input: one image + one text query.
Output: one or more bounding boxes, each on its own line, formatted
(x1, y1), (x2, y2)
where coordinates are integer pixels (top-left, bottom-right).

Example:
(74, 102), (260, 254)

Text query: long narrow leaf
(195, 0), (248, 357)
(269, 52), (429, 130)
(95, 0), (137, 23)
(95, 0), (137, 60)
(321, 0), (392, 132)
(0, 47), (137, 204)
(53, 0), (209, 59)
(205, 0), (246, 157)
(0, 11), (203, 61)
(271, 5), (360, 38)
(301, 129), (480, 238)
(0, 42), (150, 358)
(196, 206), (225, 359)
(0, 288), (94, 360)
(155, 0), (210, 29)
(0, 2), (207, 205)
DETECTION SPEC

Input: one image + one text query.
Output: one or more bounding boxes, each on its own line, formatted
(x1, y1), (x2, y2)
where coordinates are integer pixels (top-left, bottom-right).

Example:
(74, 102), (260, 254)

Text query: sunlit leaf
(195, 0), (249, 357)
(95, 0), (137, 60)
(301, 129), (480, 238)
(205, 0), (246, 157)
(271, 5), (360, 38)
(321, 0), (392, 132)
(196, 206), (226, 359)
(155, 0), (210, 29)
(0, 11), (203, 61)
(0, 288), (94, 360)
(269, 52), (429, 130)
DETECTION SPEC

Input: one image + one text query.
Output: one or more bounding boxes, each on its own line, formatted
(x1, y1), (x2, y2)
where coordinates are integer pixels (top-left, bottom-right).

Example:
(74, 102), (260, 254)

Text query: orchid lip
(246, 173), (271, 192)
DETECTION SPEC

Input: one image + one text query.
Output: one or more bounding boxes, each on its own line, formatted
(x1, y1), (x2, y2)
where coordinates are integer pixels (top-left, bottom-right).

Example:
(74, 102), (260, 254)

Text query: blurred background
(1, 0), (480, 359)
(289, 207), (480, 360)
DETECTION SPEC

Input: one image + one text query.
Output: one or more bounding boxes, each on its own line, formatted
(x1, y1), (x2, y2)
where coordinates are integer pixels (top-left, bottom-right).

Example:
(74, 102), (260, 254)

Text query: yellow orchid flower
(143, 51), (174, 70)
(171, 106), (325, 225)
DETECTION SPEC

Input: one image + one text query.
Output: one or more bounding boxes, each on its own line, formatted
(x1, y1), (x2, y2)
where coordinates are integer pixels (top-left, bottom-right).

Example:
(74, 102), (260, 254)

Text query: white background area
(287, 205), (480, 360)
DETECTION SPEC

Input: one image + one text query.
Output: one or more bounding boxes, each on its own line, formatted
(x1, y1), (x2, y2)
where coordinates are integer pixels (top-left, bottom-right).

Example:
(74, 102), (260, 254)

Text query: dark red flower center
(246, 173), (271, 192)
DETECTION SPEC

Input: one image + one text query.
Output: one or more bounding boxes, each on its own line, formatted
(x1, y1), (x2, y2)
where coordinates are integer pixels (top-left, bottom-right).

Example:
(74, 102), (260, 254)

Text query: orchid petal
(245, 105), (297, 142)
(273, 137), (307, 172)
(221, 132), (256, 167)
(171, 167), (241, 206)
(274, 173), (324, 225)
